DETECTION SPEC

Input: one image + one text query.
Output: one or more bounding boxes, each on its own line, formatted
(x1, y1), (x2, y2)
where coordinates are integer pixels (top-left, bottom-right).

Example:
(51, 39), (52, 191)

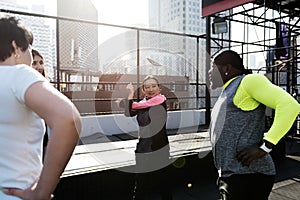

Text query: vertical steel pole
(56, 18), (61, 91)
(137, 30), (140, 100)
(205, 16), (211, 126)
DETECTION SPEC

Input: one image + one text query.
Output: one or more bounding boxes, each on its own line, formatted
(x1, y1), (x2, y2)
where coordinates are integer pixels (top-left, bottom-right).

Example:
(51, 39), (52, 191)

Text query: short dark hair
(213, 50), (252, 74)
(0, 15), (33, 61)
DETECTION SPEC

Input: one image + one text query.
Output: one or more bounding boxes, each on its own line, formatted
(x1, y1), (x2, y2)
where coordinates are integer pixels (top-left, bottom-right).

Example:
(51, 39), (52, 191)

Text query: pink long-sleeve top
(131, 94), (166, 109)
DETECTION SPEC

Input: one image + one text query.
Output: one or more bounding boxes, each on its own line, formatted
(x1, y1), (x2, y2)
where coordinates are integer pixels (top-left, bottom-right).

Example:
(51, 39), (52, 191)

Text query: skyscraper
(148, 0), (206, 82)
(57, 0), (98, 72)
(149, 0), (204, 35)
(0, 0), (56, 78)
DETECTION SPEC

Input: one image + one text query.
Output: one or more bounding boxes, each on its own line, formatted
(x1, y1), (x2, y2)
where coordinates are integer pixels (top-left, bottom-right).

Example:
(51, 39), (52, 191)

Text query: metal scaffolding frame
(206, 0), (300, 90)
(204, 0), (300, 134)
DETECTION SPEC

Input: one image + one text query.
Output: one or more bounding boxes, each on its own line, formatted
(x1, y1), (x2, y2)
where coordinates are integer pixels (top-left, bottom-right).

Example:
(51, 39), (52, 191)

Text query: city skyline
(0, 0), (271, 72)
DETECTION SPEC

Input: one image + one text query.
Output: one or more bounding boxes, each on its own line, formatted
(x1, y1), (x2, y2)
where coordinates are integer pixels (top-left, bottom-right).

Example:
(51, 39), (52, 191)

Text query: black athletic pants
(217, 173), (275, 200)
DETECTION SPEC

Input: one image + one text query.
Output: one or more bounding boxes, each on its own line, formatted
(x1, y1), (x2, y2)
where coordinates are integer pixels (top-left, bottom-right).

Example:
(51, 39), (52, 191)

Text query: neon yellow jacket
(223, 74), (300, 145)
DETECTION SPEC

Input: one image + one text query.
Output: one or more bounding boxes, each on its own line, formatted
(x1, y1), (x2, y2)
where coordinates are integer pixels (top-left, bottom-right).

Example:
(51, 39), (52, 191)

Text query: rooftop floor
(54, 132), (300, 200)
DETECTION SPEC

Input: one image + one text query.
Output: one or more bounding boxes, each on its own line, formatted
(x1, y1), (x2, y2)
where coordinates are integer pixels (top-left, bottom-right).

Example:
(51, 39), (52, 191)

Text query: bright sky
(17, 0), (149, 45)
(91, 0), (149, 27)
(90, 0), (149, 45)
(17, 0), (149, 27)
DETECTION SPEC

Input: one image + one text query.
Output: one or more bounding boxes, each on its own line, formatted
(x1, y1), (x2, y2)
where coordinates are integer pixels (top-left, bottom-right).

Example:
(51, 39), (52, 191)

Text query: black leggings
(133, 151), (173, 200)
(217, 173), (275, 200)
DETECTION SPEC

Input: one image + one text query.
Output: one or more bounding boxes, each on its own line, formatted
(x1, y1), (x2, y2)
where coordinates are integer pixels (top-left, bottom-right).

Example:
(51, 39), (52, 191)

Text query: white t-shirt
(0, 65), (46, 200)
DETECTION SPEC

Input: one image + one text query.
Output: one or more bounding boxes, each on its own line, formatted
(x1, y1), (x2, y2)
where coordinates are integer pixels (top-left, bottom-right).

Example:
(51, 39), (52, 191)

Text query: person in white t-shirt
(0, 15), (81, 200)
